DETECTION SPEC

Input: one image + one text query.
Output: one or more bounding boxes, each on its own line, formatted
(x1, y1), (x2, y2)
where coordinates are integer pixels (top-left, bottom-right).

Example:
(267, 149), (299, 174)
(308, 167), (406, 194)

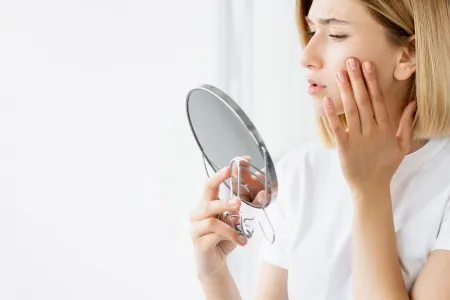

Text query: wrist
(198, 266), (242, 300)
(198, 266), (230, 283)
(351, 184), (390, 202)
(352, 187), (393, 216)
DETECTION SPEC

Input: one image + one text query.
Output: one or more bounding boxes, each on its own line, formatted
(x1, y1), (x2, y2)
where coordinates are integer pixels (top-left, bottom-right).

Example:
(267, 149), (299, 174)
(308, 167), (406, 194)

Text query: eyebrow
(305, 16), (350, 26)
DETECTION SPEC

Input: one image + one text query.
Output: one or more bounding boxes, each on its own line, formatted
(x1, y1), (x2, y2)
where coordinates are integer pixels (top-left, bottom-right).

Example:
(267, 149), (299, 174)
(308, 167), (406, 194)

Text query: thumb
(396, 100), (417, 153)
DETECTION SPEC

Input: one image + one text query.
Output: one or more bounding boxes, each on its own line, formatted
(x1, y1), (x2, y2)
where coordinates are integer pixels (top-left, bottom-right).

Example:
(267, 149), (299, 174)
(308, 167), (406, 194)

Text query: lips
(308, 79), (326, 87)
(307, 79), (326, 95)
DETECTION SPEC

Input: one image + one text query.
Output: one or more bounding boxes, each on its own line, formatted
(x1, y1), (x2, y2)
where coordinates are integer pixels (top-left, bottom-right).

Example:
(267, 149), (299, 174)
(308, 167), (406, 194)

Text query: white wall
(252, 1), (316, 158)
(0, 1), (220, 299)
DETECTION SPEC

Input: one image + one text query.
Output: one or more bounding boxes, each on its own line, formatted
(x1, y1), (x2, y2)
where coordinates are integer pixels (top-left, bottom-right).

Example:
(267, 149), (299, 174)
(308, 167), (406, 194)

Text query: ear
(394, 35), (416, 81)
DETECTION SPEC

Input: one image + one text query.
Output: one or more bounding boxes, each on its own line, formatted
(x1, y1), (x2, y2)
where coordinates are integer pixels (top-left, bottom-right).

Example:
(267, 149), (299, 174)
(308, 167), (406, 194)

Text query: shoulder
(271, 139), (341, 211)
(274, 139), (338, 178)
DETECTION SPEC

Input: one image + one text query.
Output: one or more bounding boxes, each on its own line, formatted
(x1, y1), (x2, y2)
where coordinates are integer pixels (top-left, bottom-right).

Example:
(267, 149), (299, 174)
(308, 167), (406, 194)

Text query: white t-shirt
(260, 136), (450, 300)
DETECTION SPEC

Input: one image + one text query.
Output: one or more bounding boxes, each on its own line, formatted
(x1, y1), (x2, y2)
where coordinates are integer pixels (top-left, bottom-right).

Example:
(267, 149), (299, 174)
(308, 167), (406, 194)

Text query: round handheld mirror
(186, 84), (278, 243)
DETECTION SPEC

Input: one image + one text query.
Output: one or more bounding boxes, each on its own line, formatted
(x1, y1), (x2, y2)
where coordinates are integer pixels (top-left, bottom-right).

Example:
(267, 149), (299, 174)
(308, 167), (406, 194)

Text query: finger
(336, 70), (361, 134)
(203, 166), (231, 202)
(346, 58), (376, 133)
(396, 100), (417, 154)
(362, 61), (390, 127)
(191, 217), (247, 246)
(195, 233), (245, 254)
(323, 96), (347, 145)
(191, 197), (242, 222)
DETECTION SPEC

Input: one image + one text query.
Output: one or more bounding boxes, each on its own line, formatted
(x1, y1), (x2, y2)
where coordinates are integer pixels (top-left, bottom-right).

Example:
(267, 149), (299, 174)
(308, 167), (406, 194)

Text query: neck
(408, 138), (429, 155)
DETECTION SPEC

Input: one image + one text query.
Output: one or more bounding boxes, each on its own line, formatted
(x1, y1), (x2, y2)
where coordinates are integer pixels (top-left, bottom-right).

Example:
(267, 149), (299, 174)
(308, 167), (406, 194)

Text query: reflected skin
(229, 156), (267, 206)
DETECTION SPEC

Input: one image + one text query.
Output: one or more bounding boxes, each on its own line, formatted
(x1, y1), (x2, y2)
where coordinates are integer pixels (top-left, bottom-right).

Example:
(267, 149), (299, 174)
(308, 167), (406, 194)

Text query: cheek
(374, 65), (396, 94)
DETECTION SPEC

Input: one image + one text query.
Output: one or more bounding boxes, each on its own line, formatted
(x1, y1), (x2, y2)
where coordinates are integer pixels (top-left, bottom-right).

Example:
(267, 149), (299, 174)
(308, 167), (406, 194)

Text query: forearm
(352, 188), (409, 300)
(199, 268), (242, 300)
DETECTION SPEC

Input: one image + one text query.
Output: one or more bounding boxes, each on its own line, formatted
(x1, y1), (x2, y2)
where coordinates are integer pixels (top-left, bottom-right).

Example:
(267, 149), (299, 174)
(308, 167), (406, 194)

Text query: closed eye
(307, 31), (348, 41)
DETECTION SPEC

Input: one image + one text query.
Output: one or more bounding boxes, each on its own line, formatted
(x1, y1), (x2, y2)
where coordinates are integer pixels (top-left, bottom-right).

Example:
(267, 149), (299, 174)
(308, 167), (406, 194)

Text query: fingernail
(220, 167), (228, 173)
(238, 235), (247, 245)
(364, 61), (374, 73)
(229, 198), (239, 206)
(347, 58), (357, 70)
(324, 97), (332, 108)
(336, 71), (345, 83)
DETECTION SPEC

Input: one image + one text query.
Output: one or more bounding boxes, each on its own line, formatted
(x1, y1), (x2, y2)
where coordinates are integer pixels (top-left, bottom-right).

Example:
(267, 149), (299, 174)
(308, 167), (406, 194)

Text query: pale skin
(190, 0), (450, 299)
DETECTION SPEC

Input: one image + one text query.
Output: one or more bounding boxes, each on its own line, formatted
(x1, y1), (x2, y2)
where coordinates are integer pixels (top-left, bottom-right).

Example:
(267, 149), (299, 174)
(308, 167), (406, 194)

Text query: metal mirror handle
(203, 148), (276, 244)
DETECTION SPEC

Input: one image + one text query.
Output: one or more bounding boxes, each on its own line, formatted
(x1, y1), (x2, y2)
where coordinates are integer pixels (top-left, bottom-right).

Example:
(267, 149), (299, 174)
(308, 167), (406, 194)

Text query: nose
(299, 37), (323, 70)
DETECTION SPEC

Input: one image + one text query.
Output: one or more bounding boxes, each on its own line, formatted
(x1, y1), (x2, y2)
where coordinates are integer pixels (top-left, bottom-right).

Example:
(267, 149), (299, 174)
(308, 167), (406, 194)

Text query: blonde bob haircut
(296, 0), (450, 147)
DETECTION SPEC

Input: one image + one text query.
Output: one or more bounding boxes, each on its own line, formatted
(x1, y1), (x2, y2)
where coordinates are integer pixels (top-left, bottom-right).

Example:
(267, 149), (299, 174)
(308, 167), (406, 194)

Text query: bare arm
(199, 261), (288, 300)
(352, 188), (409, 300)
(199, 268), (242, 300)
(254, 262), (288, 300)
(410, 249), (450, 299)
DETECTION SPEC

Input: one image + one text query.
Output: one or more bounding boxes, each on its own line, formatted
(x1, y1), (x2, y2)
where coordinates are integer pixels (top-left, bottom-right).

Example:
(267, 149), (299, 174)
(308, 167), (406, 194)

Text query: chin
(313, 103), (327, 117)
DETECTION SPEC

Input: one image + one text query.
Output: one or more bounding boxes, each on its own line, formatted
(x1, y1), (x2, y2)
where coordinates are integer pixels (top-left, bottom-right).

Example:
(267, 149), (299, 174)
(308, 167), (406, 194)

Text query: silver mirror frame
(186, 84), (278, 243)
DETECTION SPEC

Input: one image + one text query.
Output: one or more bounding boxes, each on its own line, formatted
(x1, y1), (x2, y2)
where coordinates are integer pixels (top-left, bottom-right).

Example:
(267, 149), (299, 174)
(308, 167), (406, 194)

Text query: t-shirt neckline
(401, 137), (449, 168)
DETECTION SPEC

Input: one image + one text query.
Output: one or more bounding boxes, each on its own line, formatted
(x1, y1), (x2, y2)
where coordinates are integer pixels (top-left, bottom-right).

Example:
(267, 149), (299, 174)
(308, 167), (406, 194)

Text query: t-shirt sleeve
(433, 197), (450, 251)
(258, 149), (299, 270)
(259, 193), (292, 269)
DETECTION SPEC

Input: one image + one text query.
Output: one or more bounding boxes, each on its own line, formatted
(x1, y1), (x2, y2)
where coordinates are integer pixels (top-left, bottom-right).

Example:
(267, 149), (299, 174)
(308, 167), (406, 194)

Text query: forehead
(308, 0), (367, 22)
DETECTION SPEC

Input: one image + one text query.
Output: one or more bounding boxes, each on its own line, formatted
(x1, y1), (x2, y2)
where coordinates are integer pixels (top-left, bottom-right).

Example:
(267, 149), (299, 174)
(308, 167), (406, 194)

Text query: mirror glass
(186, 85), (277, 209)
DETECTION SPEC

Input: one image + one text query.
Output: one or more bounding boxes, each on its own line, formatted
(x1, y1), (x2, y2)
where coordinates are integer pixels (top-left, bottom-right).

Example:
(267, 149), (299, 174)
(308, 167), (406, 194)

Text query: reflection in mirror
(203, 155), (271, 207)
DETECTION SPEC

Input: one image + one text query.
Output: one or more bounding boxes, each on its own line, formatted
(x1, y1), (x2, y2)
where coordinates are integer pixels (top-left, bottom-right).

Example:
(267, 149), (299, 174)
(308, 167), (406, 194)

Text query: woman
(190, 0), (450, 299)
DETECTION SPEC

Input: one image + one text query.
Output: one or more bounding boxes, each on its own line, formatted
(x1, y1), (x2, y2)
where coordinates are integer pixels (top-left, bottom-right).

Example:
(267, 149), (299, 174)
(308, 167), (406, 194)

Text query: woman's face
(301, 0), (413, 122)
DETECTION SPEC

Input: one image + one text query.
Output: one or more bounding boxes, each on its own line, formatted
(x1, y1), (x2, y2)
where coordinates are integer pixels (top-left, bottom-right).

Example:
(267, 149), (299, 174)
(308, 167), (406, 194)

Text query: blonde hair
(296, 0), (450, 147)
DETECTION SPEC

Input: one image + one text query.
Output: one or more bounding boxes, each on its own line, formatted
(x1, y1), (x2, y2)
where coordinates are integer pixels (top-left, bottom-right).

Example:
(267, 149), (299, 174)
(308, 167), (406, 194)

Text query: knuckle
(204, 179), (214, 193)
(365, 72), (377, 81)
(330, 122), (341, 132)
(341, 87), (354, 99)
(349, 71), (363, 81)
(189, 225), (197, 240)
(356, 98), (370, 108)
(205, 217), (216, 229)
(354, 90), (369, 101)
(190, 224), (203, 244)
(365, 77), (376, 85)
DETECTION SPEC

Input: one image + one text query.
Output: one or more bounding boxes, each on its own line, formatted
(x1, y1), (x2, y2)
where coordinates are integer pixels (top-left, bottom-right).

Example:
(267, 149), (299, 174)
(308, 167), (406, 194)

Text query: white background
(0, 1), (316, 299)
